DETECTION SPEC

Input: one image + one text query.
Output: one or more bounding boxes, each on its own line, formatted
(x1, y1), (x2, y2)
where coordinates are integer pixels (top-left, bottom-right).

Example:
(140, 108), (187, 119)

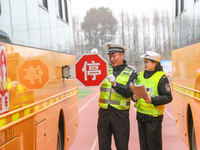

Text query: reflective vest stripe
(99, 99), (131, 105)
(100, 87), (118, 94)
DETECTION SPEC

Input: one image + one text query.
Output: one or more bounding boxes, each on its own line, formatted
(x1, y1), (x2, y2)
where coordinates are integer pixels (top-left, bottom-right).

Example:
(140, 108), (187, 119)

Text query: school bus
(172, 0), (200, 149)
(0, 0), (78, 149)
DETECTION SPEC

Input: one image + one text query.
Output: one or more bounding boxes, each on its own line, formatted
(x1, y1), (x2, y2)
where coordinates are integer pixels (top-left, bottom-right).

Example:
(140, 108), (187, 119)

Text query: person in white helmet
(98, 43), (137, 150)
(132, 51), (172, 150)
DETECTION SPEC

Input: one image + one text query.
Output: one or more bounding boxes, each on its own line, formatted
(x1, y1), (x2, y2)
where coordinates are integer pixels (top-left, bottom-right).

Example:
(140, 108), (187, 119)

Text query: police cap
(140, 51), (161, 62)
(105, 43), (127, 54)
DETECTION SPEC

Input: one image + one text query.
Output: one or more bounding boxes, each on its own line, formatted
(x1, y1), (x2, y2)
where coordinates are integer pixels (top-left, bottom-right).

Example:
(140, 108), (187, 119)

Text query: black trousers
(137, 120), (162, 150)
(97, 107), (130, 150)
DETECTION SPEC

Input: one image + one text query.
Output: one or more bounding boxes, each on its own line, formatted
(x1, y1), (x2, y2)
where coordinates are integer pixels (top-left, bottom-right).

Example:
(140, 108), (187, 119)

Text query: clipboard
(129, 83), (149, 98)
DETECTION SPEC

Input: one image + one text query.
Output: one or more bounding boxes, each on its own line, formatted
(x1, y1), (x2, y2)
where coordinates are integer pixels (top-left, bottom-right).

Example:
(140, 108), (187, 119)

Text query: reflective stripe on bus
(172, 83), (200, 101)
(0, 87), (78, 129)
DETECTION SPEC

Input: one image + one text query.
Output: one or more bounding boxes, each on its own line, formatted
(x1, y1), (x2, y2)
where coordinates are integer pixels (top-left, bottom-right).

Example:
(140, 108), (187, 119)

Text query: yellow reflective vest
(134, 71), (166, 117)
(99, 65), (134, 110)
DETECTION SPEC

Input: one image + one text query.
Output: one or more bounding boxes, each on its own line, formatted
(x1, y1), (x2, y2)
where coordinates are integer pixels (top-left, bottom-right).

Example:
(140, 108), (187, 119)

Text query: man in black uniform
(98, 43), (137, 150)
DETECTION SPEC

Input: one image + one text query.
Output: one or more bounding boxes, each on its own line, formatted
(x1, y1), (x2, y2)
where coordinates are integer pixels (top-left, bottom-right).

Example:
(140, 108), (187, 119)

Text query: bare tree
(161, 10), (167, 53)
(119, 11), (125, 46)
(164, 10), (172, 59)
(73, 15), (85, 58)
(153, 9), (162, 54)
(141, 14), (151, 53)
(131, 13), (142, 70)
(126, 12), (132, 50)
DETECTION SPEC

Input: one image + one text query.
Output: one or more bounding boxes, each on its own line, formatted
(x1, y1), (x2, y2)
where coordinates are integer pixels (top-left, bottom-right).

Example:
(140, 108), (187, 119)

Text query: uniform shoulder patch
(165, 83), (171, 92)
(127, 65), (136, 71)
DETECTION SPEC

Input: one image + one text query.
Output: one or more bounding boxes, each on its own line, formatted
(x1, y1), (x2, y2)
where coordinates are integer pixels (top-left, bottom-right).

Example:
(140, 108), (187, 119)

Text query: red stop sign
(75, 54), (108, 87)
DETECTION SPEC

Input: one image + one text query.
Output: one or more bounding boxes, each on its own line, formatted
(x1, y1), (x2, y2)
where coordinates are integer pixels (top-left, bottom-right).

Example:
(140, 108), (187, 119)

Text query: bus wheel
(190, 125), (197, 150)
(57, 110), (64, 150)
(57, 128), (62, 150)
(188, 107), (197, 150)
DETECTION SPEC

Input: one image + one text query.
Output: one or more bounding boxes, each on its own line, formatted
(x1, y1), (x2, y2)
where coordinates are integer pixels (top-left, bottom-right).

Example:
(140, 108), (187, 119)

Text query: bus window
(58, 0), (63, 19)
(39, 0), (48, 10)
(64, 0), (69, 23)
(175, 0), (179, 17)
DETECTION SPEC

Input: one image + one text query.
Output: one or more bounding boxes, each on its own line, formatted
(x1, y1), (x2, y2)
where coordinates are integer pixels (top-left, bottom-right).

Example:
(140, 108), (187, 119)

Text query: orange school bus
(172, 0), (200, 149)
(0, 0), (78, 150)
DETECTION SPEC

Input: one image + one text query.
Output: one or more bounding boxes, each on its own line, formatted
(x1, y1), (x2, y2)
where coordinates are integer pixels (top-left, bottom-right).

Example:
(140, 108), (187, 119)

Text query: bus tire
(57, 127), (62, 150)
(57, 110), (65, 150)
(191, 125), (197, 150)
(188, 107), (197, 150)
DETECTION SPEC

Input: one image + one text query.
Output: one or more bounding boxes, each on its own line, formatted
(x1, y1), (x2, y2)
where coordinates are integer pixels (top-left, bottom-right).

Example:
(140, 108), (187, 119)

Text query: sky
(70, 0), (172, 19)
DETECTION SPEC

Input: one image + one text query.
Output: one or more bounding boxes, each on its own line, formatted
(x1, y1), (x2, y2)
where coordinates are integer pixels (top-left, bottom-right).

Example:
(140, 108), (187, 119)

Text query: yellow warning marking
(61, 95), (64, 99)
(173, 83), (200, 99)
(66, 93), (68, 97)
(0, 118), (6, 127)
(185, 89), (189, 94)
(50, 99), (54, 104)
(56, 97), (59, 102)
(34, 105), (40, 112)
(181, 88), (184, 92)
(190, 91), (194, 96)
(24, 108), (30, 116)
(178, 87), (180, 91)
(70, 91), (72, 95)
(196, 93), (200, 98)
(43, 102), (47, 108)
(12, 113), (19, 122)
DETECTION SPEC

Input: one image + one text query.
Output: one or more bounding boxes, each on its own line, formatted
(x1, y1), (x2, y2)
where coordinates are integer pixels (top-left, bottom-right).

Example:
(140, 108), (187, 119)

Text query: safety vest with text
(134, 71), (165, 117)
(99, 65), (134, 110)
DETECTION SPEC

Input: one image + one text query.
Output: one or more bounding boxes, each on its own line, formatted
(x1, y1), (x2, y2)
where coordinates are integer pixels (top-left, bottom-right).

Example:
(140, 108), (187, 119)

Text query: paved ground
(69, 85), (188, 150)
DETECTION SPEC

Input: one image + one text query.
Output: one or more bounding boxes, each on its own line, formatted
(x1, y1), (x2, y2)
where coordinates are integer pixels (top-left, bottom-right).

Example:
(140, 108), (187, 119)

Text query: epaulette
(127, 65), (136, 71)
(127, 65), (137, 74)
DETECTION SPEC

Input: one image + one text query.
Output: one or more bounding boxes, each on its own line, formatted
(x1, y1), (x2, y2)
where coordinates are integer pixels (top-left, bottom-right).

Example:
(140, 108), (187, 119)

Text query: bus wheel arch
(57, 109), (65, 150)
(187, 104), (197, 150)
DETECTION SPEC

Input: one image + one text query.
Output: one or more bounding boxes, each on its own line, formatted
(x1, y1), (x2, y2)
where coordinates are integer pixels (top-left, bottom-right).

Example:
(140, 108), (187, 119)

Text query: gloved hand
(107, 75), (116, 87)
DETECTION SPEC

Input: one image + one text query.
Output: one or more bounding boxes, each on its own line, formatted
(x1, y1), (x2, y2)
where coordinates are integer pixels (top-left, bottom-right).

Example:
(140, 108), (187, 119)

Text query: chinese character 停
(82, 61), (101, 81)
(24, 65), (43, 84)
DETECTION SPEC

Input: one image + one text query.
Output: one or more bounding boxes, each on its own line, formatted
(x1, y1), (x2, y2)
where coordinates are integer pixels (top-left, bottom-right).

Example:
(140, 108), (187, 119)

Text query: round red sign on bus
(75, 54), (108, 87)
(18, 59), (49, 89)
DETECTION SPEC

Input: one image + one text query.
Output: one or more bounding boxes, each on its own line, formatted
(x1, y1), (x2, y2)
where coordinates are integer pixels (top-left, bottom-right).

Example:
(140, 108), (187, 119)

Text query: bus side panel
(63, 94), (79, 149)
(172, 44), (200, 149)
(0, 43), (79, 149)
(172, 90), (189, 145)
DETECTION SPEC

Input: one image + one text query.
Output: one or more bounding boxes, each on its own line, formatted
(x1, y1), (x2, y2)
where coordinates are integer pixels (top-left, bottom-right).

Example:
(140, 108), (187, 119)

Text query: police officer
(98, 43), (137, 150)
(132, 51), (173, 150)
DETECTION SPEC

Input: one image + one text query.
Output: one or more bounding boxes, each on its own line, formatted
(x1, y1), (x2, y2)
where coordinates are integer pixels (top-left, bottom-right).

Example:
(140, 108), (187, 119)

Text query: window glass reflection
(26, 0), (42, 47)
(39, 9), (51, 50)
(0, 0), (74, 54)
(10, 0), (29, 44)
(0, 0), (12, 43)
